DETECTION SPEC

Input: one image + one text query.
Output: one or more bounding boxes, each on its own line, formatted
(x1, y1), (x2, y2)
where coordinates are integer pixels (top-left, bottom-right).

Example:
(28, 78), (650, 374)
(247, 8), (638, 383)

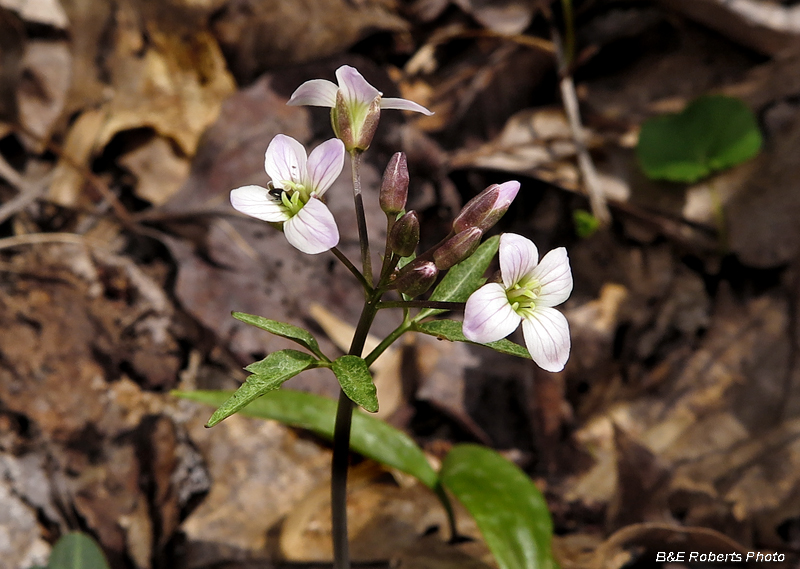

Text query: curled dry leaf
(590, 522), (751, 569)
(212, 0), (408, 82)
(660, 0), (800, 56)
(118, 135), (191, 206)
(49, 1), (235, 207)
(450, 107), (630, 203)
(0, 0), (68, 28)
(17, 40), (71, 152)
(566, 286), (800, 545)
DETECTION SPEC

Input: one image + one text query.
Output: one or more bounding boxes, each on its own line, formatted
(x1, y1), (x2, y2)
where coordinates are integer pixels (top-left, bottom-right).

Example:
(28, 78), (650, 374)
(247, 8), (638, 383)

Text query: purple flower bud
(452, 181), (520, 233)
(433, 227), (482, 270)
(394, 259), (438, 297)
(379, 153), (409, 214)
(388, 211), (420, 257)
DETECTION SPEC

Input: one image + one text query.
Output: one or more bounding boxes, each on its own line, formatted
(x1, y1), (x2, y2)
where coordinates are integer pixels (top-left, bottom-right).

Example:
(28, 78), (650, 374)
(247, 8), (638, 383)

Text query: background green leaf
(415, 319), (531, 359)
(174, 389), (438, 488)
(206, 349), (317, 427)
(418, 235), (500, 320)
(332, 355), (378, 412)
(573, 209), (600, 238)
(47, 532), (110, 569)
(440, 444), (556, 569)
(232, 312), (327, 359)
(636, 95), (762, 183)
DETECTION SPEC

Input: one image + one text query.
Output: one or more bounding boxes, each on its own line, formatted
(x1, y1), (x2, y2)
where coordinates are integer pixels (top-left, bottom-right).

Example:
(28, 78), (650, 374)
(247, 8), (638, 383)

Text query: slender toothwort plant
(227, 65), (573, 568)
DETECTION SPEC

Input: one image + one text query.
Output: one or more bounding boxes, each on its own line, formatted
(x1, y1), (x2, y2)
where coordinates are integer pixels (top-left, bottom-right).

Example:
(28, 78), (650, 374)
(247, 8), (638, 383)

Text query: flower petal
(522, 307), (570, 372)
(335, 65), (381, 107)
(306, 138), (345, 195)
(283, 197), (339, 254)
(495, 180), (520, 208)
(531, 247), (573, 308)
(230, 185), (288, 222)
(287, 79), (338, 107)
(380, 97), (434, 116)
(499, 233), (539, 288)
(463, 283), (522, 344)
(265, 134), (307, 188)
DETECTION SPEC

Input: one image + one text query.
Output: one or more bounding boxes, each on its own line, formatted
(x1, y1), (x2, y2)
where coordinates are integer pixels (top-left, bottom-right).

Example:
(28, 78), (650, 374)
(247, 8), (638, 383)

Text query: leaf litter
(1, 0), (800, 567)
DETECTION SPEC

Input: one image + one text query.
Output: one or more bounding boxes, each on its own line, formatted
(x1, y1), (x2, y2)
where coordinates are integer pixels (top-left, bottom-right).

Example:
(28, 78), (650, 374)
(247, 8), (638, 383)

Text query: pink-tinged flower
(288, 65), (433, 151)
(463, 233), (573, 372)
(230, 135), (345, 254)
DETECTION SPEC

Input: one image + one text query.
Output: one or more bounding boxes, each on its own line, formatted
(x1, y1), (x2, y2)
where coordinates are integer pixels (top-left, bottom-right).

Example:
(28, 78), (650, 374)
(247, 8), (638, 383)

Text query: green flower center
(506, 276), (542, 319)
(277, 181), (310, 216)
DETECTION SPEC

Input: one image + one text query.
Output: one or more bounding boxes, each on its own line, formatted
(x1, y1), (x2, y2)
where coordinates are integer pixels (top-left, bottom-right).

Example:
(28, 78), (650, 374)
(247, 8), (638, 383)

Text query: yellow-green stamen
(278, 182), (309, 217)
(506, 277), (542, 319)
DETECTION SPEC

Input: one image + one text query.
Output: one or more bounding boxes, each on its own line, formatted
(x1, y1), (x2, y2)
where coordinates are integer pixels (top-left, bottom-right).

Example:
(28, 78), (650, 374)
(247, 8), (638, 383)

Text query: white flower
(287, 65), (432, 151)
(463, 233), (573, 372)
(230, 135), (344, 255)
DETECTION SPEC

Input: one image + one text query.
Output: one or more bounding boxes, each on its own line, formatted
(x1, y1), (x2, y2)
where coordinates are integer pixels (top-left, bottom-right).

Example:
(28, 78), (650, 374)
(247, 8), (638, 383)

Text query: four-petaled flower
(230, 134), (345, 255)
(463, 233), (573, 372)
(288, 65), (433, 151)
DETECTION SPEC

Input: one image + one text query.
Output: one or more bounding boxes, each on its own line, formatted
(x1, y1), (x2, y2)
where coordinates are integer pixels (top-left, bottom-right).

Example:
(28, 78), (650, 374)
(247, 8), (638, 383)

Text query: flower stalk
(225, 64), (572, 569)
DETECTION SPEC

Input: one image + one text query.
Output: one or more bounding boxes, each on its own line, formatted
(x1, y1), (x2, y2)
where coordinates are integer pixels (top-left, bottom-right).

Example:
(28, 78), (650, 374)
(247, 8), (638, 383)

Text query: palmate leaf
(417, 235), (500, 320)
(332, 355), (378, 412)
(206, 349), (317, 427)
(415, 319), (530, 359)
(232, 312), (327, 360)
(441, 445), (556, 569)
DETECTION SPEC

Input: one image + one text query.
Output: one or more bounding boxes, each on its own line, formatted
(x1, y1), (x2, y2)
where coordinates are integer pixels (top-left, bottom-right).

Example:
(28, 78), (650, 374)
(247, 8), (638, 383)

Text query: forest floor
(2, 0), (800, 568)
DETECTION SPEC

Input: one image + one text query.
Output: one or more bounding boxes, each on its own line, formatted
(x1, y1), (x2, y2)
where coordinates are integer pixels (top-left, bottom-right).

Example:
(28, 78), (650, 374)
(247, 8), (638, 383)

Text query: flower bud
(388, 211), (420, 257)
(394, 259), (438, 297)
(433, 227), (482, 270)
(332, 90), (381, 152)
(452, 180), (520, 233)
(379, 152), (409, 214)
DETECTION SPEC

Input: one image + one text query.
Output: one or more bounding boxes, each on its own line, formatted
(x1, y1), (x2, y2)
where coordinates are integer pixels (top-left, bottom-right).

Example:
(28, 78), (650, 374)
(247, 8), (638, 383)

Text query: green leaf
(332, 355), (378, 413)
(637, 95), (762, 183)
(415, 319), (531, 359)
(207, 349), (317, 427)
(441, 445), (556, 569)
(232, 312), (327, 360)
(418, 235), (500, 320)
(573, 209), (600, 238)
(174, 389), (438, 488)
(48, 532), (110, 569)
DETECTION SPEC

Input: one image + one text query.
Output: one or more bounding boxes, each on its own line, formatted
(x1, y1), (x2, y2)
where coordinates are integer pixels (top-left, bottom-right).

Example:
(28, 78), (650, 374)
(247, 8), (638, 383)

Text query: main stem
(332, 150), (379, 569)
(331, 296), (379, 569)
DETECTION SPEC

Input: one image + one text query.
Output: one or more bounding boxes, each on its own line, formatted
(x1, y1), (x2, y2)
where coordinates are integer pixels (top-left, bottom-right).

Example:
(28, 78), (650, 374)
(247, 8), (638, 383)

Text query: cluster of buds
(378, 152), (520, 296)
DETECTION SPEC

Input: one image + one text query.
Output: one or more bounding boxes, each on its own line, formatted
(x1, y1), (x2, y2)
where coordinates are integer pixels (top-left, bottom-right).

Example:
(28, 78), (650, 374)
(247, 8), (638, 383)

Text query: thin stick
(0, 155), (52, 225)
(553, 30), (611, 225)
(11, 122), (136, 228)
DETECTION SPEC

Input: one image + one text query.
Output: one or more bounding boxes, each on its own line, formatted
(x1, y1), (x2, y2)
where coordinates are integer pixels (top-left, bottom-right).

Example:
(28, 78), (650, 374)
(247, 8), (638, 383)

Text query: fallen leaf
(279, 462), (482, 562)
(211, 0), (408, 82)
(118, 135), (190, 206)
